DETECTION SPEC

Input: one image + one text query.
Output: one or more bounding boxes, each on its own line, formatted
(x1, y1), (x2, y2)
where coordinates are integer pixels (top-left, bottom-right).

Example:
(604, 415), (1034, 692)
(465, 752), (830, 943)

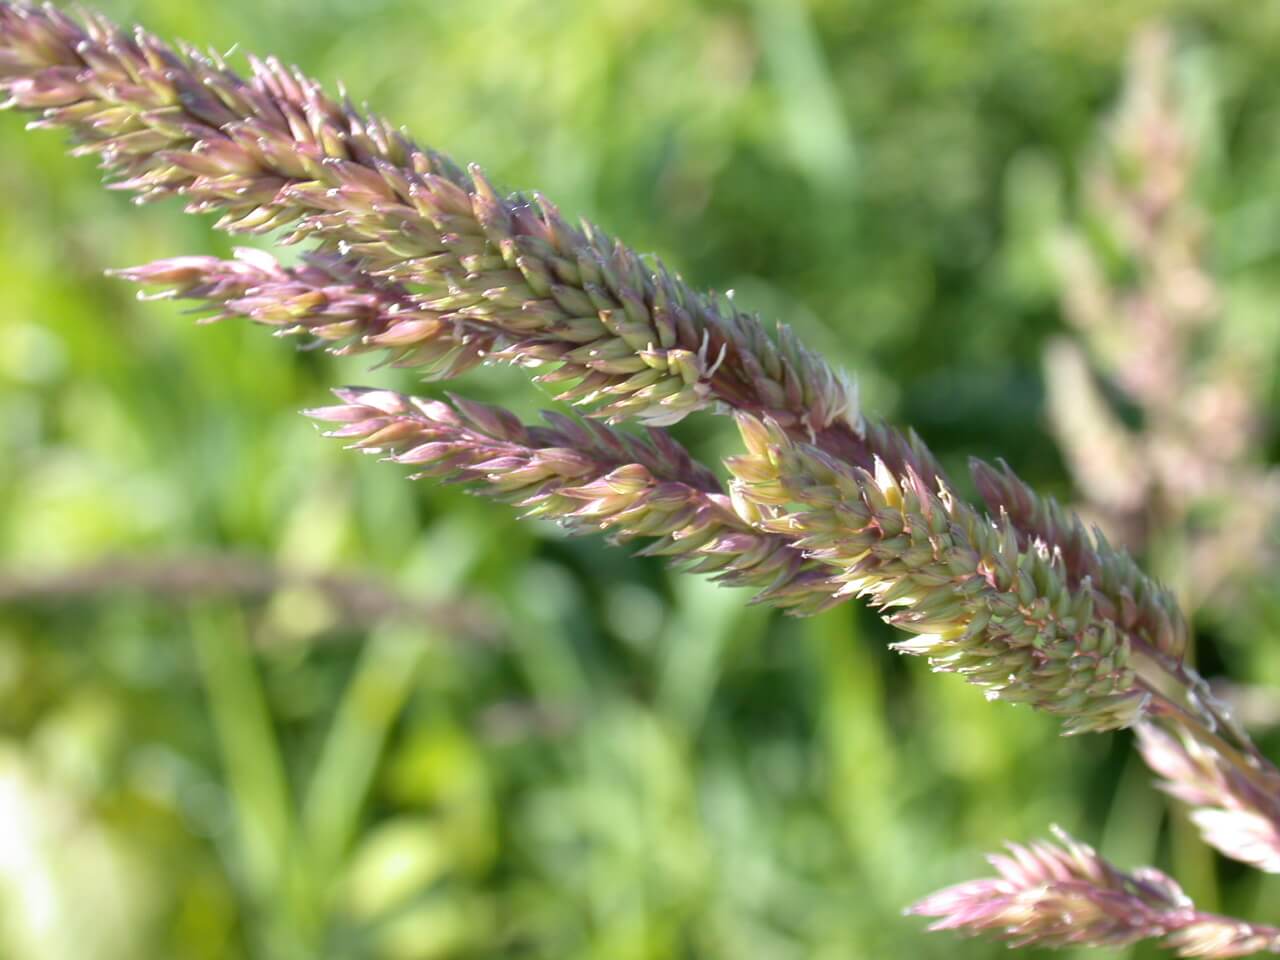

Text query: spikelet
(970, 457), (1189, 662)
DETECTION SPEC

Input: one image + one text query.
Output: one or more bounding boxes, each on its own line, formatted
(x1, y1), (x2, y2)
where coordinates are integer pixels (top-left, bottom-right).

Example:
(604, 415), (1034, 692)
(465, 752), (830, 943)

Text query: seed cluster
(971, 459), (1189, 661)
(910, 826), (1280, 957)
(728, 416), (1147, 733)
(308, 389), (844, 615)
(0, 3), (858, 433)
(1137, 723), (1280, 874)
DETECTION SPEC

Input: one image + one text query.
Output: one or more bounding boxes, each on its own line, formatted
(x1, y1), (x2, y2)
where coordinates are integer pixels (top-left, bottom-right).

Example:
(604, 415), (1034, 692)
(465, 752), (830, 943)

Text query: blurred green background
(3, 0), (1280, 957)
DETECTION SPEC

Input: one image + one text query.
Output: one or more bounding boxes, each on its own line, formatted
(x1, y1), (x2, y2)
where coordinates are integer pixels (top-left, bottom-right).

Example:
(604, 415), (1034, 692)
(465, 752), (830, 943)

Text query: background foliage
(3, 1), (1280, 957)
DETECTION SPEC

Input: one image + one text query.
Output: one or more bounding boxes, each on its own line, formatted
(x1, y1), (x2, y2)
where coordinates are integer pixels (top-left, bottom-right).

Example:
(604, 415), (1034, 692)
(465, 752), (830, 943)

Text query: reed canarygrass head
(1137, 722), (1280, 874)
(114, 249), (495, 380)
(305, 388), (844, 615)
(1046, 21), (1280, 615)
(6, 3), (1280, 955)
(908, 826), (1280, 957)
(727, 415), (1145, 733)
(0, 2), (860, 432)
